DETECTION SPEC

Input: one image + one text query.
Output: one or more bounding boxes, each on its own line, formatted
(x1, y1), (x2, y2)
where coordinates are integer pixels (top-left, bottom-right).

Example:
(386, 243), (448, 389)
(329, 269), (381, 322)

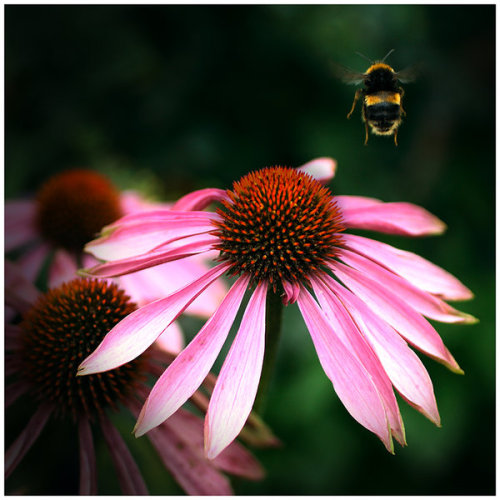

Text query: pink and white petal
(330, 261), (462, 373)
(87, 213), (218, 261)
(6, 404), (52, 478)
(146, 419), (233, 495)
(119, 254), (227, 317)
(99, 414), (148, 495)
(282, 279), (300, 305)
(78, 263), (230, 375)
(341, 202), (446, 236)
(311, 276), (405, 445)
(5, 199), (38, 251)
(48, 249), (79, 287)
(154, 321), (185, 354)
(205, 281), (268, 459)
(78, 415), (97, 495)
(82, 235), (219, 278)
(335, 195), (383, 212)
(134, 274), (250, 437)
(297, 157), (337, 183)
(342, 233), (473, 301)
(297, 287), (393, 452)
(172, 188), (229, 211)
(324, 275), (440, 425)
(338, 248), (477, 324)
(168, 409), (264, 480)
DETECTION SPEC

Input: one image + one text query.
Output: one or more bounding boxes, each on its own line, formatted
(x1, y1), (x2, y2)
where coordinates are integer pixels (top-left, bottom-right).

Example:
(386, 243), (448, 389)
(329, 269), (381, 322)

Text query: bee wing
(395, 63), (423, 83)
(330, 61), (365, 85)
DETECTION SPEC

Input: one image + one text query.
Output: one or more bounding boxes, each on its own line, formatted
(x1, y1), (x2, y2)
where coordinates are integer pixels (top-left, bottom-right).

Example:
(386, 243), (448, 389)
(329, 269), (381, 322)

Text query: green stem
(254, 289), (284, 414)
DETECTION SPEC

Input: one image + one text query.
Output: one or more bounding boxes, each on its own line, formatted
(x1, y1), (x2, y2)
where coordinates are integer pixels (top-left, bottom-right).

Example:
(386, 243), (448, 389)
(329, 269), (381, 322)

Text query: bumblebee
(333, 50), (417, 145)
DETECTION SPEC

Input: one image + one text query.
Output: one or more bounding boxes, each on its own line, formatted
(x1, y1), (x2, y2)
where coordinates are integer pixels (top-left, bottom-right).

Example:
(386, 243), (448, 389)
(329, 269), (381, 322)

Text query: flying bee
(332, 49), (418, 145)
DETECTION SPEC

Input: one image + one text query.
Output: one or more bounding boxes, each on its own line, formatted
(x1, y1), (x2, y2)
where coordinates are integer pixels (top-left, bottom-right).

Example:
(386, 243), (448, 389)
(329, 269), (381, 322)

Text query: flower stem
(254, 289), (284, 414)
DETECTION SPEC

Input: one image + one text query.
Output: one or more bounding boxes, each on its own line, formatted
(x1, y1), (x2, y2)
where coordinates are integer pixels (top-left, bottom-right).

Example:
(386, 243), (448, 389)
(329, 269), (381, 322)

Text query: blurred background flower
(5, 4), (494, 495)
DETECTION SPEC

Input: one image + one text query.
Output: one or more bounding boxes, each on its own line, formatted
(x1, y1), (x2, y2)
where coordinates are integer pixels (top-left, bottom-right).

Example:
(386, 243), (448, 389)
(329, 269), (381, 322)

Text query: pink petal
(6, 381), (29, 408)
(6, 404), (52, 477)
(78, 263), (230, 375)
(86, 211), (218, 260)
(16, 242), (51, 284)
(100, 414), (148, 495)
(168, 409), (264, 480)
(5, 260), (40, 313)
(341, 202), (446, 236)
(282, 279), (300, 304)
(120, 190), (171, 215)
(311, 276), (405, 445)
(296, 157), (337, 183)
(338, 248), (477, 324)
(154, 321), (185, 354)
(118, 254), (227, 317)
(5, 199), (38, 251)
(48, 249), (79, 287)
(324, 274), (440, 425)
(78, 415), (97, 495)
(81, 235), (219, 278)
(297, 286), (393, 452)
(205, 281), (268, 459)
(173, 187), (230, 211)
(134, 274), (250, 437)
(330, 261), (462, 373)
(146, 419), (233, 495)
(335, 195), (383, 211)
(342, 233), (473, 301)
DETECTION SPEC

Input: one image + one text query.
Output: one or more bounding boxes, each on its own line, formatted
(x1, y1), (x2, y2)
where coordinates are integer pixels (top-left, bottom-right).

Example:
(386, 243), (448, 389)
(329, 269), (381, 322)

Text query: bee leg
(364, 121), (369, 145)
(393, 129), (398, 146)
(347, 89), (363, 119)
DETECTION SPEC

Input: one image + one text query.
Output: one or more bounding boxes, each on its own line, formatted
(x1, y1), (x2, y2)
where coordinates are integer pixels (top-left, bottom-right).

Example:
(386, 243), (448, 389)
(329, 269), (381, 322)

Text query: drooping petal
(145, 419), (234, 495)
(282, 279), (300, 304)
(78, 263), (230, 375)
(297, 157), (337, 183)
(17, 242), (51, 284)
(78, 415), (97, 495)
(49, 249), (79, 287)
(5, 260), (40, 313)
(205, 281), (268, 459)
(100, 414), (148, 495)
(134, 274), (250, 437)
(338, 248), (477, 324)
(172, 188), (230, 211)
(81, 235), (219, 278)
(341, 201), (446, 236)
(6, 404), (52, 477)
(297, 287), (393, 453)
(120, 190), (170, 215)
(168, 409), (264, 480)
(324, 274), (440, 425)
(86, 211), (218, 261)
(311, 276), (405, 445)
(6, 381), (29, 408)
(342, 233), (474, 301)
(330, 261), (462, 373)
(5, 199), (38, 251)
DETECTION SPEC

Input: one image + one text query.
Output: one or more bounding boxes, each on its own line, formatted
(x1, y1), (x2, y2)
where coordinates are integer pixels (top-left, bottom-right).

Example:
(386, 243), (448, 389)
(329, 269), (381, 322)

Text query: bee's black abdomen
(365, 102), (401, 131)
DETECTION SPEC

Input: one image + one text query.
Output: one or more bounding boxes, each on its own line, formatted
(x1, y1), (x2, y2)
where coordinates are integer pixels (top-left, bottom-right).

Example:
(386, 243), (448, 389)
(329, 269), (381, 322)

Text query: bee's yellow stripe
(365, 63), (394, 74)
(365, 92), (401, 106)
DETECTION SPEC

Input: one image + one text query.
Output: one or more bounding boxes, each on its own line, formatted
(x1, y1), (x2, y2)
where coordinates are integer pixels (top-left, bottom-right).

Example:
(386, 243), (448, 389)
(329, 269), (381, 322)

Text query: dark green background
(5, 4), (495, 495)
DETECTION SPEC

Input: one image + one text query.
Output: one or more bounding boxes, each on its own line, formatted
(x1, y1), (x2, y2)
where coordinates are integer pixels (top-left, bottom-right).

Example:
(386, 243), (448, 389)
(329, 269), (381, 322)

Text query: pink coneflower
(78, 158), (476, 458)
(5, 168), (226, 318)
(5, 262), (264, 495)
